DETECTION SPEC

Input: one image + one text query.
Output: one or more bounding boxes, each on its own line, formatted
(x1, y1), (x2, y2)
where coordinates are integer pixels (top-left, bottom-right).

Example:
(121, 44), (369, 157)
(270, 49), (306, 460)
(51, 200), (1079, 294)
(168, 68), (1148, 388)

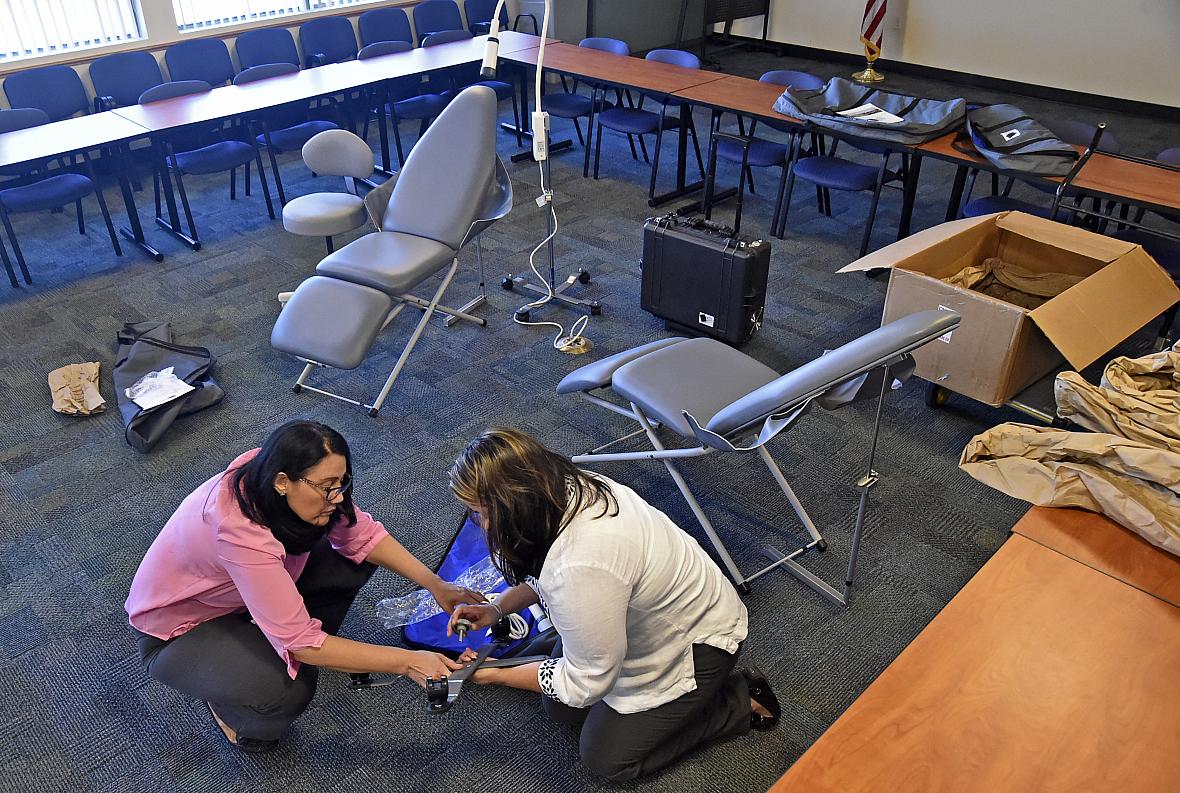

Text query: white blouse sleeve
(537, 563), (631, 708)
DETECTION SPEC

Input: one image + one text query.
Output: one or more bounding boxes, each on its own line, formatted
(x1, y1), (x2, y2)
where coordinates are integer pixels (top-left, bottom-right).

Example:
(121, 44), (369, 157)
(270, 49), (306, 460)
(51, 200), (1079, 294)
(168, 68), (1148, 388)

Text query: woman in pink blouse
(126, 420), (478, 753)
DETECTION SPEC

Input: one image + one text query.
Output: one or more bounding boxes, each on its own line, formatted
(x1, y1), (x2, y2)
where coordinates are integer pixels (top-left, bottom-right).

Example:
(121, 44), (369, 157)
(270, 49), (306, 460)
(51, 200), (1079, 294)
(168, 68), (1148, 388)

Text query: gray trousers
(542, 639), (751, 782)
(133, 538), (375, 742)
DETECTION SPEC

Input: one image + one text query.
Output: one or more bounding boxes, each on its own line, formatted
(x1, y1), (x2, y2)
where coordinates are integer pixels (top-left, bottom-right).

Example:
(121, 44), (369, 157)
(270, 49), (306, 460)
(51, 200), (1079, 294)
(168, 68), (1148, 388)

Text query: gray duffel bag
(772, 77), (966, 145)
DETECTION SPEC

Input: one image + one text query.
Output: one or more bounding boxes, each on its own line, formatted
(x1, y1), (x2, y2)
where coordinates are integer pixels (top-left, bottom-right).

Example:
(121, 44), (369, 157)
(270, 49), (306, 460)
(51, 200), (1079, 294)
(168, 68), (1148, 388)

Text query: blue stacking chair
(139, 81), (275, 249)
(704, 69), (825, 233)
(299, 16), (358, 67)
(359, 41), (451, 167)
(0, 108), (122, 287)
(421, 30), (520, 146)
(235, 28), (301, 70)
(413, 0), (464, 44)
(464, 0), (508, 35)
(3, 65), (90, 122)
(164, 38), (236, 86)
(593, 49), (705, 201)
(89, 52), (164, 111)
(358, 7), (414, 46)
(541, 37), (636, 178)
(234, 63), (339, 205)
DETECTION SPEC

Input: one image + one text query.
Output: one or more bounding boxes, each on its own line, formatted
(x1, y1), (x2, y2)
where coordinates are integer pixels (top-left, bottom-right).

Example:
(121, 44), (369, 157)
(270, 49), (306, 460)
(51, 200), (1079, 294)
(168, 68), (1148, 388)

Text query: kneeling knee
(580, 750), (642, 783)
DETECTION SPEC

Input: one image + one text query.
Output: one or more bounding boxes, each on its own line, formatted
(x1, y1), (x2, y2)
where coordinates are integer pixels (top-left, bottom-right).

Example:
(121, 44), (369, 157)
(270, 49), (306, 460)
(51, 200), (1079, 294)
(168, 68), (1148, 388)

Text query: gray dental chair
(271, 86), (511, 415)
(556, 309), (961, 604)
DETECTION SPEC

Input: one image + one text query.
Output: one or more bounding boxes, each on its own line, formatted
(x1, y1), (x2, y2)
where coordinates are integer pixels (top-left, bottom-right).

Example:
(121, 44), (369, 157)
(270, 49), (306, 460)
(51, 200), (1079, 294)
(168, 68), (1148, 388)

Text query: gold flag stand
(852, 47), (885, 83)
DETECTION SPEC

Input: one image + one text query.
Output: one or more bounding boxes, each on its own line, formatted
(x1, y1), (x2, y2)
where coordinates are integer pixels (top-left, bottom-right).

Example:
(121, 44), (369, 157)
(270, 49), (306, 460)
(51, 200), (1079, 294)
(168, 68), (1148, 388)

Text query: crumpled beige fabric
(48, 362), (105, 415)
(1054, 345), (1180, 451)
(960, 422), (1180, 556)
(941, 256), (1085, 309)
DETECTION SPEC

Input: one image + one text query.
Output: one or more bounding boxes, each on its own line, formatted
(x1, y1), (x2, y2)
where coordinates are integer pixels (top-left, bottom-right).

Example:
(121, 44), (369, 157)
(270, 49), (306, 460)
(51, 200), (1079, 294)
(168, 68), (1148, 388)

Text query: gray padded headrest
(302, 129), (375, 179)
(382, 85), (498, 251)
(706, 309), (960, 436)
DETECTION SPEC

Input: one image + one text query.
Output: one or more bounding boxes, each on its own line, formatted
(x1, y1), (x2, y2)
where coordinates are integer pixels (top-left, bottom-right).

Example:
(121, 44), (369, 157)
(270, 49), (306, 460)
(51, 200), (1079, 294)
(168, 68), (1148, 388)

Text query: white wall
(727, 0), (1180, 108)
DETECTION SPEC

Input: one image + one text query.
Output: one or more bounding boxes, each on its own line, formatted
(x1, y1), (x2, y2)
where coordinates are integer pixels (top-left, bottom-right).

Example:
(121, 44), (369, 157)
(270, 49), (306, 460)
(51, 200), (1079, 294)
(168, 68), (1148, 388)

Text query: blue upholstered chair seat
(474, 80), (513, 102)
(173, 141), (258, 175)
(717, 138), (789, 168)
(392, 93), (452, 120)
(0, 173), (94, 213)
(258, 120), (339, 152)
(962, 195), (1054, 219)
(793, 156), (896, 192)
(598, 107), (679, 135)
(1112, 229), (1180, 277)
(541, 92), (594, 117)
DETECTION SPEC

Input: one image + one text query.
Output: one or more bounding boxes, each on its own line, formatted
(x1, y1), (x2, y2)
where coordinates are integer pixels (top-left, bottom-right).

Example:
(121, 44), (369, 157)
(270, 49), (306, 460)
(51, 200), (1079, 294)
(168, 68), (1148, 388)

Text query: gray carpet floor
(1, 47), (1177, 793)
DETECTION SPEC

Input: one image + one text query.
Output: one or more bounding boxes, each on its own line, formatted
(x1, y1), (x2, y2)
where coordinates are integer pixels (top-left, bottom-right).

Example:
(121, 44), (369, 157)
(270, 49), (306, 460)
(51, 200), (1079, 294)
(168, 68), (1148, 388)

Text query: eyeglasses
(294, 476), (352, 502)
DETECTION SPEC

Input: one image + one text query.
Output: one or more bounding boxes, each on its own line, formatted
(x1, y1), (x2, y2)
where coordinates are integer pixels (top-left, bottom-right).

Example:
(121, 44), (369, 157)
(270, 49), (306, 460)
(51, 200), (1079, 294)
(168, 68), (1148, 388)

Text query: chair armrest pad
(556, 338), (688, 395)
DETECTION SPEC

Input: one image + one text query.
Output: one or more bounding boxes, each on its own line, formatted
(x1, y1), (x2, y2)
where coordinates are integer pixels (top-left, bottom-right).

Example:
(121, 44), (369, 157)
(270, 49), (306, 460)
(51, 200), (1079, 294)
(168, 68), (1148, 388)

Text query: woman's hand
(400, 650), (466, 688)
(447, 602), (501, 637)
(428, 579), (486, 614)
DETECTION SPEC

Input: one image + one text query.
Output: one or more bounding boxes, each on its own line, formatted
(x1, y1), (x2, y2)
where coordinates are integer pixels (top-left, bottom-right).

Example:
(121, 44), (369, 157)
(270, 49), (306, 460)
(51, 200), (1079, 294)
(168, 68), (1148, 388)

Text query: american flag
(860, 0), (887, 61)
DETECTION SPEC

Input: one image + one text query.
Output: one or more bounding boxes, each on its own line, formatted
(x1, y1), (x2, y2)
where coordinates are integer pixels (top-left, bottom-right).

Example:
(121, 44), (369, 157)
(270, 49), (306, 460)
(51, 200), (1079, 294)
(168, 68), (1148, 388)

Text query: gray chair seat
(283, 192), (367, 238)
(556, 337), (688, 395)
(316, 231), (456, 295)
(271, 276), (392, 370)
(612, 337), (779, 437)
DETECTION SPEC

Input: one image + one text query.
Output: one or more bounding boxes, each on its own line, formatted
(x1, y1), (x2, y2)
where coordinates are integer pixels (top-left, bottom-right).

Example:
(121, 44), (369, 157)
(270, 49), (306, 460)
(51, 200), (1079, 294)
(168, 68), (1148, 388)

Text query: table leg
(897, 153), (924, 239)
(374, 86), (394, 178)
(507, 62), (573, 164)
(114, 142), (162, 262)
(650, 101), (706, 207)
(944, 164), (968, 222)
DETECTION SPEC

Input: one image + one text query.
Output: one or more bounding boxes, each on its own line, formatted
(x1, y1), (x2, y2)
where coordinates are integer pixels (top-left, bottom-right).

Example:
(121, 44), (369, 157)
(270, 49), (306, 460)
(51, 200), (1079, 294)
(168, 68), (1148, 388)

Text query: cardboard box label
(937, 305), (955, 343)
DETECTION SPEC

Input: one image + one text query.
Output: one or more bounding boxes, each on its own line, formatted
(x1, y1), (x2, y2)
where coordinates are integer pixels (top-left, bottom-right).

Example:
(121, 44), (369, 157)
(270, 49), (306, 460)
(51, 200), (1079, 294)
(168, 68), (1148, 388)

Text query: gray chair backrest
(302, 129), (374, 179)
(358, 40), (413, 60)
(234, 62), (299, 86)
(139, 80), (213, 104)
(381, 85), (498, 250)
(705, 310), (961, 437)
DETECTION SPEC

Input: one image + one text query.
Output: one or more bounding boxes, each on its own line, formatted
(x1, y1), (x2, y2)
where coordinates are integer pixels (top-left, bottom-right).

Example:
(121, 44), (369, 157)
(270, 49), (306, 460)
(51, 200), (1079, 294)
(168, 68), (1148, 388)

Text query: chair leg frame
(570, 369), (894, 606)
(290, 258), (484, 416)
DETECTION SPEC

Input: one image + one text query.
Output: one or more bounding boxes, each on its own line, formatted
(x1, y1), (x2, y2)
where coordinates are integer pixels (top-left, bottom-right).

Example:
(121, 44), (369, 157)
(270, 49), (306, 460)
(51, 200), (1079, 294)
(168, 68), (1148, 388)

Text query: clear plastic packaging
(376, 556), (507, 629)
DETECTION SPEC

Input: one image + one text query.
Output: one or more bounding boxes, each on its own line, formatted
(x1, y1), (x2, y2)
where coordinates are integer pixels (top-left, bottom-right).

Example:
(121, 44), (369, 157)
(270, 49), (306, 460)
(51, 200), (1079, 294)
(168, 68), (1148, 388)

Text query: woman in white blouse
(446, 428), (780, 782)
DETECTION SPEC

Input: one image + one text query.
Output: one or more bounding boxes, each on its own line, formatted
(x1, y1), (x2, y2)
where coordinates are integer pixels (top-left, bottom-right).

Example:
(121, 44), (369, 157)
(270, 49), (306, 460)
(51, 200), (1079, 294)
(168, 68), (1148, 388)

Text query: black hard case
(640, 214), (771, 346)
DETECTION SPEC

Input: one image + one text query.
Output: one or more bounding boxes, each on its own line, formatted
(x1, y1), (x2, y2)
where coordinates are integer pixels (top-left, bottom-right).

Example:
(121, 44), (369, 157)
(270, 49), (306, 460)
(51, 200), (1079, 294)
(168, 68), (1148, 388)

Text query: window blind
(0, 0), (143, 62)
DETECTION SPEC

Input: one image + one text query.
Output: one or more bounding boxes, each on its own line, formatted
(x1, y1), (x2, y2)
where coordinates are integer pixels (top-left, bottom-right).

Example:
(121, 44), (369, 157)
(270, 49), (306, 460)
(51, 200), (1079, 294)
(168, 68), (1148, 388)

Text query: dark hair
(448, 427), (617, 585)
(230, 420), (356, 555)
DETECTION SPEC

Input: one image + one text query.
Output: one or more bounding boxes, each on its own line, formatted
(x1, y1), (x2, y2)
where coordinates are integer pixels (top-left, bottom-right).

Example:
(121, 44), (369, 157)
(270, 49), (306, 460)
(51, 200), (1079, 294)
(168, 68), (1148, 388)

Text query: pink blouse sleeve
(216, 534), (328, 679)
(327, 508), (389, 564)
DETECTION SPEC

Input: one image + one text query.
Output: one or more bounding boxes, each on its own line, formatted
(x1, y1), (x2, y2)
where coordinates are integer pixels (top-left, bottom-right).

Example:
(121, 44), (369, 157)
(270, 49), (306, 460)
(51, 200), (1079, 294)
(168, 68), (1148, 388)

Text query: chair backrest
(299, 16), (358, 66)
(359, 7), (414, 46)
(759, 69), (823, 91)
(3, 65), (90, 121)
(422, 29), (474, 47)
(165, 38), (236, 87)
(302, 129), (374, 179)
(1044, 119), (1120, 154)
(413, 0), (464, 44)
(234, 62), (299, 86)
(139, 79), (212, 105)
(235, 28), (300, 70)
(464, 0), (508, 29)
(381, 85), (498, 250)
(580, 37), (630, 56)
(358, 40), (414, 60)
(645, 49), (700, 69)
(703, 310), (960, 439)
(89, 52), (164, 109)
(0, 107), (50, 134)
(1159, 148), (1180, 167)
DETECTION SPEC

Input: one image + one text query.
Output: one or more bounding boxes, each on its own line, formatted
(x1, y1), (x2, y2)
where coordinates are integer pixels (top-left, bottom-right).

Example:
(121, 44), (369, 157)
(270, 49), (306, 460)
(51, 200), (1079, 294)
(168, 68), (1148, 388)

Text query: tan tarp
(960, 423), (1180, 556)
(1055, 345), (1180, 451)
(48, 362), (105, 416)
(942, 256), (1085, 310)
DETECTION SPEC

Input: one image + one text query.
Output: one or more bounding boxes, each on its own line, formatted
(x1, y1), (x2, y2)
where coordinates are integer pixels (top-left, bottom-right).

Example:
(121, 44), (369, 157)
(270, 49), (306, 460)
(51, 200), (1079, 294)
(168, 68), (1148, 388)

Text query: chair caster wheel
(925, 382), (950, 409)
(736, 582), (751, 596)
(368, 407), (380, 417)
(577, 270), (591, 285)
(292, 385), (302, 393)
(515, 309), (530, 322)
(817, 539), (828, 552)
(589, 301), (602, 316)
(501, 276), (515, 290)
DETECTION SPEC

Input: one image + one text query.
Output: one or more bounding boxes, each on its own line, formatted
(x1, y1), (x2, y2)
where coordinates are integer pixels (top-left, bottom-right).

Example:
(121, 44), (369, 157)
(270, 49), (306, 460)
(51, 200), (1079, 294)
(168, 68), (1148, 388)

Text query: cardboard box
(839, 212), (1180, 406)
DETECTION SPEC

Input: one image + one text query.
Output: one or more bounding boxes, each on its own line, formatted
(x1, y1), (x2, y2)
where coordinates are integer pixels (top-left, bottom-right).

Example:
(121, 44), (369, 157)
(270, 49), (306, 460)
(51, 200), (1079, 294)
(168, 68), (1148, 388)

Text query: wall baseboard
(711, 34), (1180, 122)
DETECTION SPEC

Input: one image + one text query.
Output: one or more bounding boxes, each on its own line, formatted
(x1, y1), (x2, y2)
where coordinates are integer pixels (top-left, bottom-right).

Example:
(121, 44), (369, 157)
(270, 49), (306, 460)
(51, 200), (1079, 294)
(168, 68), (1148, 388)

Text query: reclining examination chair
(556, 309), (961, 604)
(271, 86), (511, 415)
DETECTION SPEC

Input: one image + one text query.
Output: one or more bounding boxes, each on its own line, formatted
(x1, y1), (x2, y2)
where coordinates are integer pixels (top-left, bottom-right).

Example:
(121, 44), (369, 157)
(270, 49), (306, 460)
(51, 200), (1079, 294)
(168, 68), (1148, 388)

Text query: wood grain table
(769, 527), (1180, 793)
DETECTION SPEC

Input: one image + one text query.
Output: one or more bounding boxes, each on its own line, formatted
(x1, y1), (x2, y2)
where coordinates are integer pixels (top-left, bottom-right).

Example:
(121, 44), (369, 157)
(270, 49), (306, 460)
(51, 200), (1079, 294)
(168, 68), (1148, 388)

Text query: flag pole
(852, 50), (885, 83)
(853, 0), (887, 83)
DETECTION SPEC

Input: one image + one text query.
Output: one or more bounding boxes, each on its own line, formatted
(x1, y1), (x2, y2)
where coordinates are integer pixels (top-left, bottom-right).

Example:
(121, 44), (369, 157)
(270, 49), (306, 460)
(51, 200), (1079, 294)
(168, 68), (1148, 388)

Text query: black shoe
(740, 666), (781, 731)
(207, 702), (278, 754)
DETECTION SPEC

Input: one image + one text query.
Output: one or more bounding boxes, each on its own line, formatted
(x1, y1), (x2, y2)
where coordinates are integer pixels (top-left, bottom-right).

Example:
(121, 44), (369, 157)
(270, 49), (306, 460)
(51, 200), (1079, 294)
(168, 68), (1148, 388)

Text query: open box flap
(995, 211), (1137, 264)
(838, 215), (997, 273)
